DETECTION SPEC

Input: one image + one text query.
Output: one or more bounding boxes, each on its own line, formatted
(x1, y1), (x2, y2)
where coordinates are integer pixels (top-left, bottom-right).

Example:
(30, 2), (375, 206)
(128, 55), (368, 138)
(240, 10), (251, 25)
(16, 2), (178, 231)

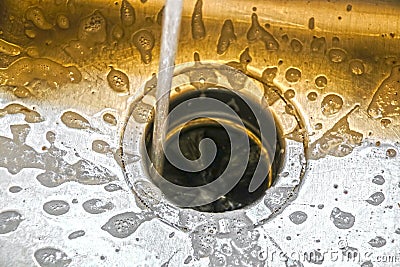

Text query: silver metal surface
(0, 0), (399, 266)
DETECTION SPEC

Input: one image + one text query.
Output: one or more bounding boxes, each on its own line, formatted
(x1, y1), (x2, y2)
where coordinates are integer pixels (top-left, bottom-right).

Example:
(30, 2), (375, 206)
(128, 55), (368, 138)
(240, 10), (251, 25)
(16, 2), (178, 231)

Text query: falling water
(151, 0), (184, 174)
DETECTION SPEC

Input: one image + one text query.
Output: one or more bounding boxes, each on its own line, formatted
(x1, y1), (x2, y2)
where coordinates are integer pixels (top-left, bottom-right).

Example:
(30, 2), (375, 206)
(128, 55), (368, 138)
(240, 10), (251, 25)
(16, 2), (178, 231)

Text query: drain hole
(145, 88), (283, 212)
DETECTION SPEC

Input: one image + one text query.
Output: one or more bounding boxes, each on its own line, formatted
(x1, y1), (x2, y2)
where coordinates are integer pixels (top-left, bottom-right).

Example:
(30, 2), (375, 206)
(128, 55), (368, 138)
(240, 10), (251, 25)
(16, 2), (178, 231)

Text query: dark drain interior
(145, 88), (283, 212)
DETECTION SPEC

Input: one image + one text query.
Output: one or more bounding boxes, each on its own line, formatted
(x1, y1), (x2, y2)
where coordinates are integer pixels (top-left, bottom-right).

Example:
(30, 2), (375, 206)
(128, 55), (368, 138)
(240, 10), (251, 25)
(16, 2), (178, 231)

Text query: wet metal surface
(0, 0), (399, 266)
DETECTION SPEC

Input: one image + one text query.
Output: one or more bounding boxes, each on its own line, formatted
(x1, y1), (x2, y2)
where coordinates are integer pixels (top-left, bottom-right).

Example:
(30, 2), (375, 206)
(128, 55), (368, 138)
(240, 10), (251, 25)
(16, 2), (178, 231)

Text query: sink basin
(0, 0), (399, 266)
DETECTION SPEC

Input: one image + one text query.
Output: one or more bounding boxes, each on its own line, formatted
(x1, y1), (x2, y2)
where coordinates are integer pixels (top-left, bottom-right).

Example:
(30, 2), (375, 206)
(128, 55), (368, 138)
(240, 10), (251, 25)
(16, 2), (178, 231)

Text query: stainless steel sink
(0, 0), (399, 266)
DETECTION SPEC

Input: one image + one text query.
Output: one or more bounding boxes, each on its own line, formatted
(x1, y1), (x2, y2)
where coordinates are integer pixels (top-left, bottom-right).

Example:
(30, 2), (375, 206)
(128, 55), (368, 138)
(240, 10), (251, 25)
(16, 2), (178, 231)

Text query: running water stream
(151, 0), (184, 174)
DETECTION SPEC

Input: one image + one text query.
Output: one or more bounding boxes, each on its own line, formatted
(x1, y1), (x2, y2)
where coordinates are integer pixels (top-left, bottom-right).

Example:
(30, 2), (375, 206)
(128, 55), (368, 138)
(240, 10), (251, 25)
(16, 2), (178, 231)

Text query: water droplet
(120, 0), (136, 27)
(104, 183), (123, 192)
(368, 65), (400, 118)
(103, 113), (117, 125)
(78, 10), (107, 45)
(101, 212), (154, 238)
(132, 29), (155, 64)
(285, 67), (301, 83)
(317, 204), (324, 209)
(328, 48), (347, 63)
(56, 14), (70, 29)
(0, 57), (81, 89)
(26, 46), (40, 58)
(9, 186), (23, 193)
(237, 48), (252, 68)
(43, 200), (70, 216)
(25, 7), (53, 30)
(386, 148), (397, 158)
(107, 67), (130, 93)
(368, 236), (386, 247)
(0, 39), (22, 56)
(217, 20), (236, 55)
(307, 91), (318, 101)
(82, 199), (114, 214)
(315, 75), (328, 88)
(314, 123), (323, 130)
(332, 36), (340, 46)
(321, 94), (343, 116)
(395, 228), (400, 234)
(184, 255), (192, 264)
(132, 101), (153, 123)
(289, 211), (308, 224)
(25, 29), (37, 39)
(47, 131), (56, 143)
(34, 247), (71, 267)
(112, 25), (124, 40)
(261, 67), (278, 86)
(346, 4), (353, 12)
(310, 36), (326, 53)
(92, 140), (111, 154)
(330, 207), (355, 229)
(247, 13), (279, 50)
(284, 89), (295, 99)
(308, 17), (315, 30)
(349, 59), (365, 75)
(380, 118), (391, 128)
(372, 175), (385, 185)
(61, 111), (90, 129)
(366, 192), (385, 206)
(15, 86), (31, 100)
(68, 230), (85, 239)
(191, 0), (206, 40)
(0, 210), (23, 234)
(290, 38), (303, 52)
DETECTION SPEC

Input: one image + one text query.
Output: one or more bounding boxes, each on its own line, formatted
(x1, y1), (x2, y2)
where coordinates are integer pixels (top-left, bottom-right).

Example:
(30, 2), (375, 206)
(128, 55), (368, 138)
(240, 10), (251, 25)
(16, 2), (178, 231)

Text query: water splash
(0, 104), (43, 123)
(368, 65), (400, 118)
(0, 125), (116, 185)
(309, 106), (362, 159)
